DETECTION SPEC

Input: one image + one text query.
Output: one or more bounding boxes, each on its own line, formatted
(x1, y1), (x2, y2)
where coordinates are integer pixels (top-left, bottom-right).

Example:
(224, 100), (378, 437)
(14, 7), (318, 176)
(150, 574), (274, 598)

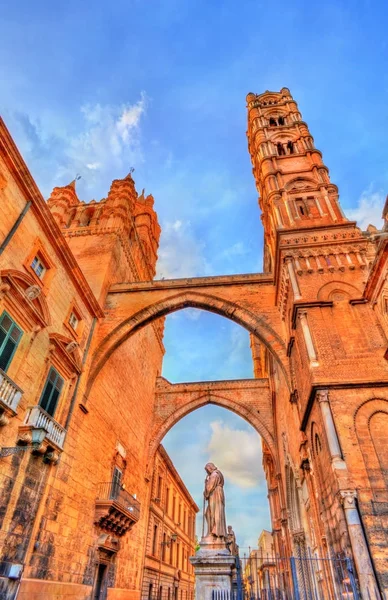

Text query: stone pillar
(285, 257), (301, 300)
(316, 390), (346, 470)
(298, 311), (318, 366)
(190, 538), (235, 600)
(339, 491), (382, 600)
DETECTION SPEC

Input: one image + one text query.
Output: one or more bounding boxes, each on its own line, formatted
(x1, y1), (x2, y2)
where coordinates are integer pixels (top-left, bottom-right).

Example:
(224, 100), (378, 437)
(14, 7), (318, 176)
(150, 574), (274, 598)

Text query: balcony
(95, 481), (141, 536)
(18, 405), (66, 452)
(0, 369), (23, 421)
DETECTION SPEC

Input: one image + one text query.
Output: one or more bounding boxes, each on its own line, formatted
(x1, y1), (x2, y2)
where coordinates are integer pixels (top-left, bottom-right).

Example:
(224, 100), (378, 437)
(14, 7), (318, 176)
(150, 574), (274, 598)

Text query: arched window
(287, 141), (294, 154)
(79, 207), (94, 227)
(277, 143), (285, 156)
(295, 198), (307, 218)
(278, 116), (285, 126)
(269, 117), (277, 127)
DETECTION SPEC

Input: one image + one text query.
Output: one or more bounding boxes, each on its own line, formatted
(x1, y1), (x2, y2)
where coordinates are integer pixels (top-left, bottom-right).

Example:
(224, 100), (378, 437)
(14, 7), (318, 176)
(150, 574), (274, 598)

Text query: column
(316, 390), (346, 470)
(320, 187), (337, 222)
(298, 310), (318, 366)
(285, 257), (301, 300)
(339, 491), (382, 600)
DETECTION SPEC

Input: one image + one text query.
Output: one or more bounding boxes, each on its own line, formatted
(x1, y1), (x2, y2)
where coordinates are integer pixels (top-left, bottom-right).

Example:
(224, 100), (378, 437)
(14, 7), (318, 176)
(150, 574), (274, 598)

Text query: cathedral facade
(0, 87), (387, 600)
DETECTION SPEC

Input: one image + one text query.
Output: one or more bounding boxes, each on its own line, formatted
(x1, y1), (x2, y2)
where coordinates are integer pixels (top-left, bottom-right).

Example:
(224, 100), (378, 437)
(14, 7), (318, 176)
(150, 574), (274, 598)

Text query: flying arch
(86, 289), (290, 398)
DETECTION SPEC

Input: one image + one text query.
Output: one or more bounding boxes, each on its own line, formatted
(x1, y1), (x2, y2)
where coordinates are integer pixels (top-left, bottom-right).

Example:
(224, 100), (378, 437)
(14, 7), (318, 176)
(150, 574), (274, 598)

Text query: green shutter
(0, 312), (23, 372)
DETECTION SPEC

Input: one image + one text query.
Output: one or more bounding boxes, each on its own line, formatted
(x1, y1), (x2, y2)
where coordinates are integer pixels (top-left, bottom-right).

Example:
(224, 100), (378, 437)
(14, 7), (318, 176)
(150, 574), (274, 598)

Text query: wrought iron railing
(0, 368), (23, 414)
(236, 549), (360, 600)
(96, 481), (141, 521)
(24, 405), (66, 449)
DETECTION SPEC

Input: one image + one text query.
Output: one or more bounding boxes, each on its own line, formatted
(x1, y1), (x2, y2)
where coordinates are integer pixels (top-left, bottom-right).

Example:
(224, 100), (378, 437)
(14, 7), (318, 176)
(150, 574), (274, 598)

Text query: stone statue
(226, 525), (238, 556)
(203, 462), (227, 539)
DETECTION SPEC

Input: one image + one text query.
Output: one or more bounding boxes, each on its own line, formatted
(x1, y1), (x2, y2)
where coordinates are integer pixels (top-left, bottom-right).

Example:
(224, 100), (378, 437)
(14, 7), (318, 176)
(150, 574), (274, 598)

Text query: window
(277, 142), (285, 156)
(269, 117), (277, 127)
(152, 524), (158, 556)
(278, 116), (285, 125)
(287, 141), (294, 154)
(31, 255), (47, 279)
(148, 584), (153, 600)
(111, 467), (122, 498)
(68, 312), (79, 331)
(296, 198), (307, 218)
(166, 487), (170, 512)
(39, 367), (64, 417)
(0, 312), (22, 372)
(157, 475), (163, 501)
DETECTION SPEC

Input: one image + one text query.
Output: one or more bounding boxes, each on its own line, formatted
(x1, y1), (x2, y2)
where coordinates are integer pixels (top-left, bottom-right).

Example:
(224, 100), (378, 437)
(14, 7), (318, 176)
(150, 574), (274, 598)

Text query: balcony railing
(95, 481), (141, 536)
(23, 405), (66, 450)
(0, 369), (23, 416)
(96, 481), (141, 520)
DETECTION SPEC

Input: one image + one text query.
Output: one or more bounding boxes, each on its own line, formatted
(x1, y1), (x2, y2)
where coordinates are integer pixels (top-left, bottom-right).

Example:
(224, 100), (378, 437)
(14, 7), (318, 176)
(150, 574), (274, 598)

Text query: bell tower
(246, 88), (347, 271)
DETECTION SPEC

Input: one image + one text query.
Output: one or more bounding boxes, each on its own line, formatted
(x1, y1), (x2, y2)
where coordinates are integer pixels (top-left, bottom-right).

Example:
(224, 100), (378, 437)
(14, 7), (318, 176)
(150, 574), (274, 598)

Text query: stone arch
(148, 391), (276, 469)
(355, 398), (388, 493)
(285, 177), (317, 192)
(317, 281), (362, 302)
(86, 290), (290, 397)
(146, 392), (278, 483)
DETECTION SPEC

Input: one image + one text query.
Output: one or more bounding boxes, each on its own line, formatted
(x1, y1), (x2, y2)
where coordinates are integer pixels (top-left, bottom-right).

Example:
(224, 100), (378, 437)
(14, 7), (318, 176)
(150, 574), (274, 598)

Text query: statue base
(190, 537), (235, 600)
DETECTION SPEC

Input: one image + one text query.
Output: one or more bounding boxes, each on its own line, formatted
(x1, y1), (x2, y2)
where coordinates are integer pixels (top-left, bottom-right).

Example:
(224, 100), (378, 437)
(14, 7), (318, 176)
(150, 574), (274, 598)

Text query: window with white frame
(68, 312), (79, 331)
(31, 255), (47, 279)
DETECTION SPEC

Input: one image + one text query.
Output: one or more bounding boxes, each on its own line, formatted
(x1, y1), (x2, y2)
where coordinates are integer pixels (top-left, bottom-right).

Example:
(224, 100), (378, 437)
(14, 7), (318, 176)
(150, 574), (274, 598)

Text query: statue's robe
(205, 469), (227, 538)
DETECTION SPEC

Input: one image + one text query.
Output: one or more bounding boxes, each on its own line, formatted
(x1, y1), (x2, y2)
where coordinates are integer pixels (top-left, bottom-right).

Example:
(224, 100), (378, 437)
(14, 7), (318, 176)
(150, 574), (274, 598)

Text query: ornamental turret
(246, 88), (347, 271)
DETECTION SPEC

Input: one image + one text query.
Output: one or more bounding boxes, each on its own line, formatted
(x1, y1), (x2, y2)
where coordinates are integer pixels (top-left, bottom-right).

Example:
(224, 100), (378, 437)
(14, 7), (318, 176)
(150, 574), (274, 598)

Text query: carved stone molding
(339, 490), (357, 510)
(25, 285), (41, 300)
(316, 389), (329, 404)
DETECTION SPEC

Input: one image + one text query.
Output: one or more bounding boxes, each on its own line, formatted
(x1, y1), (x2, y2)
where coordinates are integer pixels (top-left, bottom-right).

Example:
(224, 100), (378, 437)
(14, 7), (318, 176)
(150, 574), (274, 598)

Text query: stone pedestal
(190, 537), (236, 600)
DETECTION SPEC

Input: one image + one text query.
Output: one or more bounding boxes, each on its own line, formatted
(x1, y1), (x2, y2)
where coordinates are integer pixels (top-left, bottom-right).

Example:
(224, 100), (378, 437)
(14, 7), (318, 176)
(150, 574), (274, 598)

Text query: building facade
(141, 445), (198, 600)
(0, 85), (387, 600)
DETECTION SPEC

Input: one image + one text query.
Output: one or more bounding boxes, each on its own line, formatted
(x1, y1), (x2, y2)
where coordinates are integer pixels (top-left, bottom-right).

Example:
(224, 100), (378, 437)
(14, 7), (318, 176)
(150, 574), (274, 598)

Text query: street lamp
(0, 428), (47, 458)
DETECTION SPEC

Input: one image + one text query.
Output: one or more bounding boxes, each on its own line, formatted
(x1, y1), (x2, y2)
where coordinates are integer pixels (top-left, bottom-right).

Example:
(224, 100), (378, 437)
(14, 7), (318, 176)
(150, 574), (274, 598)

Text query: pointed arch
(86, 290), (290, 398)
(147, 390), (276, 471)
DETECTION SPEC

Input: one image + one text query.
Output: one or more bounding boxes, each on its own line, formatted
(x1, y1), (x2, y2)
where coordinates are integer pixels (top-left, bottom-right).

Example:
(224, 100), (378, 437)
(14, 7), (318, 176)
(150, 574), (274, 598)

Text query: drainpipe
(0, 201), (31, 255)
(64, 317), (97, 431)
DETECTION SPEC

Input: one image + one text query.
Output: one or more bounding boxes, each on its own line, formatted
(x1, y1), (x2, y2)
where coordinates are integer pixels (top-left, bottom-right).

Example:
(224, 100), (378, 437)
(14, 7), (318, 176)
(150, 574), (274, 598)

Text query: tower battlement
(47, 173), (161, 282)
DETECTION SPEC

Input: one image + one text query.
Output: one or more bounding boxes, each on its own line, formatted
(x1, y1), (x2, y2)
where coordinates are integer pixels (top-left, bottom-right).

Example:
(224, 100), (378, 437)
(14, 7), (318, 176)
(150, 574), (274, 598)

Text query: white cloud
(346, 188), (385, 231)
(7, 93), (147, 200)
(156, 219), (212, 279)
(207, 421), (263, 488)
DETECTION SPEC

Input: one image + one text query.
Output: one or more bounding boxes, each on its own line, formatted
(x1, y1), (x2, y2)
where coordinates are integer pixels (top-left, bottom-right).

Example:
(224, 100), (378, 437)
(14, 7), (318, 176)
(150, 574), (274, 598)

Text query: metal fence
(235, 550), (360, 600)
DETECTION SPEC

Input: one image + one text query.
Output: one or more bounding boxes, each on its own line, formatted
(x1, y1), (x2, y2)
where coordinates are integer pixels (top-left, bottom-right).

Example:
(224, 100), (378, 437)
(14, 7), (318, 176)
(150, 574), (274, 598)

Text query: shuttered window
(0, 312), (23, 372)
(39, 367), (64, 417)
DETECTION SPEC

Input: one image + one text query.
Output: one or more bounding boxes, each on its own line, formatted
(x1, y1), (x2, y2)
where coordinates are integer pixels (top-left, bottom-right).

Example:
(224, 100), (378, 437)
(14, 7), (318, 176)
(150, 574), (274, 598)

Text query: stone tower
(247, 87), (350, 272)
(47, 174), (161, 303)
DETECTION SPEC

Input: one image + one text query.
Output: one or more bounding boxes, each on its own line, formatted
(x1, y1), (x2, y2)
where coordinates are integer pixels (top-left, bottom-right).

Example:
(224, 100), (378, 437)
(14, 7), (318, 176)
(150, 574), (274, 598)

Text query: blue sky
(1, 0), (388, 549)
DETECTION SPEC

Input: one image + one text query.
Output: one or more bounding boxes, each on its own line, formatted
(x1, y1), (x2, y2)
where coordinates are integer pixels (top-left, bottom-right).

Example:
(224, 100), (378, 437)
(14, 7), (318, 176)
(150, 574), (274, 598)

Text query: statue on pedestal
(203, 462), (227, 539)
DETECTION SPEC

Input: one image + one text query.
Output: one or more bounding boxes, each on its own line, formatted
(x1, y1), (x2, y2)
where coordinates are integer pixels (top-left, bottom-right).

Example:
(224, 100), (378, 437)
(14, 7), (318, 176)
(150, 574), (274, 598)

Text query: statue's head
(205, 462), (217, 474)
(228, 525), (233, 533)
